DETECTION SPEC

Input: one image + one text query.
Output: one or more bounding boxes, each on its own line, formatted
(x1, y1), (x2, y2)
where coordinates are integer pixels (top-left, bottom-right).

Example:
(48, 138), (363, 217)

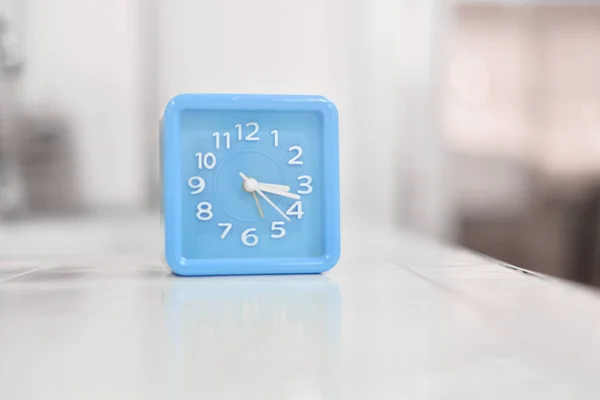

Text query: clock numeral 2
(288, 146), (303, 165)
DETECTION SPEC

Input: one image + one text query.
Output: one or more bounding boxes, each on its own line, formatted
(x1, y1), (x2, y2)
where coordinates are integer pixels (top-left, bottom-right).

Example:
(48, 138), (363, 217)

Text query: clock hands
(239, 172), (291, 222)
(257, 183), (300, 200)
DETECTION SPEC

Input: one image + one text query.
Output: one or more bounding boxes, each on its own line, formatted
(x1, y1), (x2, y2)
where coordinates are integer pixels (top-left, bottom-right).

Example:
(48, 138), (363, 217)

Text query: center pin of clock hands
(239, 172), (292, 222)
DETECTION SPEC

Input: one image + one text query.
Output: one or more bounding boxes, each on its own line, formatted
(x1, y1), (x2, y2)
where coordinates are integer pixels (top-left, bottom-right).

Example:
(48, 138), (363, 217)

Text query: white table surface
(1, 216), (600, 399)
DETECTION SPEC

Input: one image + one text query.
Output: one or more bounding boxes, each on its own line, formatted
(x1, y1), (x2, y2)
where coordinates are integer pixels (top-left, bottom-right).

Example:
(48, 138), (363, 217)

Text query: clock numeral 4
(218, 222), (232, 239)
(285, 201), (304, 219)
(241, 228), (259, 247)
(196, 202), (213, 221)
(288, 146), (303, 165)
(195, 152), (217, 169)
(271, 221), (286, 239)
(235, 122), (260, 141)
(188, 176), (206, 194)
(297, 175), (312, 194)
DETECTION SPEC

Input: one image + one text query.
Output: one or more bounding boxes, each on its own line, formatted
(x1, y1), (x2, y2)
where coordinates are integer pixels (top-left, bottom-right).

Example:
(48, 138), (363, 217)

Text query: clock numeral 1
(195, 152), (217, 169)
(271, 221), (286, 239)
(286, 201), (304, 219)
(241, 228), (259, 247)
(218, 222), (232, 239)
(188, 176), (206, 194)
(271, 129), (279, 147)
(196, 202), (213, 221)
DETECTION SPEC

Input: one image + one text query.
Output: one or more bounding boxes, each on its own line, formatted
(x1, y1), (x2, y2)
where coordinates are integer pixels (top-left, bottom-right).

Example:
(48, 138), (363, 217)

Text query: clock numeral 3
(297, 175), (312, 194)
(196, 202), (213, 221)
(286, 201), (304, 219)
(271, 221), (286, 239)
(195, 152), (217, 169)
(241, 228), (259, 247)
(288, 146), (303, 165)
(188, 176), (206, 194)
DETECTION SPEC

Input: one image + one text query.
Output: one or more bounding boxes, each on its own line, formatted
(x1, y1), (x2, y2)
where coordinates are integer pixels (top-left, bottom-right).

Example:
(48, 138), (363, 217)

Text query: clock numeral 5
(286, 201), (304, 219)
(271, 221), (286, 239)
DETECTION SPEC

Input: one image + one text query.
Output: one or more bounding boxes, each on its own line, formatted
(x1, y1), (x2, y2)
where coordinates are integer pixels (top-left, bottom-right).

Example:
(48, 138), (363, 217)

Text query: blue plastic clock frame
(162, 93), (341, 276)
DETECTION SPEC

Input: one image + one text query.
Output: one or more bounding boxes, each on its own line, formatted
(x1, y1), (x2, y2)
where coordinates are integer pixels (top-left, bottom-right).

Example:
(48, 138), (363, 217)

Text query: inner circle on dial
(214, 150), (285, 222)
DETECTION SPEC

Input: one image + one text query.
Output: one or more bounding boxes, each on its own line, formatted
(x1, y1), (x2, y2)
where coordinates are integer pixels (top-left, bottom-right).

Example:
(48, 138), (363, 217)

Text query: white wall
(156, 0), (357, 219)
(20, 0), (145, 211)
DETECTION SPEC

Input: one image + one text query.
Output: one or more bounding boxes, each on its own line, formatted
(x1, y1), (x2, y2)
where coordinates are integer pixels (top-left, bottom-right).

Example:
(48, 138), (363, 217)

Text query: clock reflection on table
(165, 274), (341, 398)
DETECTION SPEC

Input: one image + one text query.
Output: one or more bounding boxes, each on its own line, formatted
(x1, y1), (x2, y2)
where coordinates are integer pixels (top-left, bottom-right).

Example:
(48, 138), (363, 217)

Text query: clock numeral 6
(195, 152), (217, 169)
(241, 228), (259, 247)
(288, 146), (303, 165)
(196, 202), (213, 221)
(297, 175), (312, 194)
(188, 176), (206, 194)
(286, 201), (304, 219)
(271, 221), (286, 239)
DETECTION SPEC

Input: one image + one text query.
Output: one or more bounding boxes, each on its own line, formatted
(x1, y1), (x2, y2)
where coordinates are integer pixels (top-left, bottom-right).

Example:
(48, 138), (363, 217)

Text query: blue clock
(161, 94), (341, 276)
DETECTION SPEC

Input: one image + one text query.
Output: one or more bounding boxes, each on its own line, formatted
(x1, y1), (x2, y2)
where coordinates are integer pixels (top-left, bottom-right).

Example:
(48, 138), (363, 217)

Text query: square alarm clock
(161, 94), (341, 276)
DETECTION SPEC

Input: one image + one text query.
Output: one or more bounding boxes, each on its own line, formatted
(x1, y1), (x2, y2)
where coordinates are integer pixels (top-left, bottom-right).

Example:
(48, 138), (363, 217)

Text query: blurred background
(1, 0), (600, 287)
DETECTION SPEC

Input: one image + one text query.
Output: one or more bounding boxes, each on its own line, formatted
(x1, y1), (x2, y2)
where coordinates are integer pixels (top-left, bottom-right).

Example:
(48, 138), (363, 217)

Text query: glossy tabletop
(1, 217), (600, 399)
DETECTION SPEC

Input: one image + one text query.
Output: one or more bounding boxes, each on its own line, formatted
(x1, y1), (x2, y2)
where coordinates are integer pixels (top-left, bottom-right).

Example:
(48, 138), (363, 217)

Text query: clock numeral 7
(218, 222), (232, 239)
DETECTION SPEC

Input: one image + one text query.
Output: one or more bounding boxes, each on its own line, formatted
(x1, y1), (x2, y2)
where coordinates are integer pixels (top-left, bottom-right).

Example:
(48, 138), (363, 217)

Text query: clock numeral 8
(196, 202), (213, 221)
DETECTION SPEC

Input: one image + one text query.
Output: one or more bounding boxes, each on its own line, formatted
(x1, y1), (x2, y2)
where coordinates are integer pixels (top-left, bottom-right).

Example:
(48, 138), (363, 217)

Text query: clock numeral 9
(188, 176), (206, 194)
(241, 228), (259, 247)
(195, 152), (217, 169)
(297, 175), (312, 194)
(196, 202), (213, 221)
(288, 146), (303, 165)
(286, 201), (304, 219)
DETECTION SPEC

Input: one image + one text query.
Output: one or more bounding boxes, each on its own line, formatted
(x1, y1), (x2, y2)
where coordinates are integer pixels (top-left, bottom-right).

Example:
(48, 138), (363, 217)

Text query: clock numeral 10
(195, 152), (216, 169)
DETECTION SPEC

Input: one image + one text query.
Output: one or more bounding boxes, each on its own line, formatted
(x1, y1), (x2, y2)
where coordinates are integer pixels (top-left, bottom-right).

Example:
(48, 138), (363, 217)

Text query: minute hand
(254, 188), (291, 222)
(257, 184), (300, 200)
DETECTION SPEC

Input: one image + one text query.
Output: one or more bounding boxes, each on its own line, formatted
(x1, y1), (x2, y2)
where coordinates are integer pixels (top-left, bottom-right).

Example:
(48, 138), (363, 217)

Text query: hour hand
(257, 183), (300, 200)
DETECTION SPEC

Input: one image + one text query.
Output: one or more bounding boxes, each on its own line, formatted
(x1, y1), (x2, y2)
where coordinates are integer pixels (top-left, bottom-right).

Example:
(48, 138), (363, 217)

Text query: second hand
(252, 192), (265, 218)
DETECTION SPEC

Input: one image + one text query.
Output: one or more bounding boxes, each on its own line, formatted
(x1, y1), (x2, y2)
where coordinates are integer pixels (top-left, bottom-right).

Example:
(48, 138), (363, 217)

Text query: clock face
(162, 94), (340, 276)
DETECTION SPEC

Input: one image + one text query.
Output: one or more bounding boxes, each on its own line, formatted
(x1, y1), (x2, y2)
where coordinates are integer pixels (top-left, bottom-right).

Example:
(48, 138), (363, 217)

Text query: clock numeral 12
(235, 122), (260, 141)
